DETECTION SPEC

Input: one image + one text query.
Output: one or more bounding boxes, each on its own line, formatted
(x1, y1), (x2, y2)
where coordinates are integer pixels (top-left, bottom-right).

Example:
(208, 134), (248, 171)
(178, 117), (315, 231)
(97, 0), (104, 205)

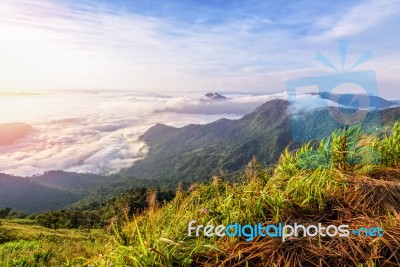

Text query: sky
(0, 0), (399, 97)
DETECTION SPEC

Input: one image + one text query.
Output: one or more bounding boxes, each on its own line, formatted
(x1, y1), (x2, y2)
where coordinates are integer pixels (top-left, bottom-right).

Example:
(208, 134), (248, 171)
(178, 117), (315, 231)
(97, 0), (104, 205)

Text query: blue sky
(0, 0), (399, 97)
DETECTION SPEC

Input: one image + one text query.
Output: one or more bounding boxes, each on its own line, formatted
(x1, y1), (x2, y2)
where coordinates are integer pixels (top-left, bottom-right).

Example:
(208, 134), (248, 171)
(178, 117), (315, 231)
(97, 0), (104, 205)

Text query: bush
(0, 228), (15, 244)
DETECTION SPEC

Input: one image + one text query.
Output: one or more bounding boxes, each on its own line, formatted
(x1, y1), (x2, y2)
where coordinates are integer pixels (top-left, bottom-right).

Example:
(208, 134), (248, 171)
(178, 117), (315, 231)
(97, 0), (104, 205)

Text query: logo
(286, 40), (382, 142)
(188, 220), (384, 242)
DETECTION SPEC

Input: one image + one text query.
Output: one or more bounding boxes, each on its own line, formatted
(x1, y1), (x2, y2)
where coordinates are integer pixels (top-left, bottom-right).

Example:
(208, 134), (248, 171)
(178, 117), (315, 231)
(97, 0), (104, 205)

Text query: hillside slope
(122, 99), (400, 186)
(0, 173), (81, 213)
(29, 170), (117, 193)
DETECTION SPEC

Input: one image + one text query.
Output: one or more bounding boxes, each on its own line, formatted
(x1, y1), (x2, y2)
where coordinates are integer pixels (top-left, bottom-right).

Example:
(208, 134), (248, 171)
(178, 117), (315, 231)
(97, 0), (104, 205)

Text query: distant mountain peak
(204, 92), (227, 100)
(140, 123), (178, 143)
(317, 92), (399, 109)
(149, 123), (174, 131)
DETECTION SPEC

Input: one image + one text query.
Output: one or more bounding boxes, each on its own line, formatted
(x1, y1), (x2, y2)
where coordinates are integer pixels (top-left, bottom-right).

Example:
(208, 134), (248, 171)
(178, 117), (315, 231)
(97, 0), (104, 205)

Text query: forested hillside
(123, 98), (400, 187)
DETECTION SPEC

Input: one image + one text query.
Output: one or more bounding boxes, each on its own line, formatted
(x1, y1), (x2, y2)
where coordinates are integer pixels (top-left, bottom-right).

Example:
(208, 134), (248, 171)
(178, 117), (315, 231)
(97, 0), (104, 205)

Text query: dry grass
(341, 176), (400, 216)
(195, 168), (400, 267)
(206, 216), (400, 267)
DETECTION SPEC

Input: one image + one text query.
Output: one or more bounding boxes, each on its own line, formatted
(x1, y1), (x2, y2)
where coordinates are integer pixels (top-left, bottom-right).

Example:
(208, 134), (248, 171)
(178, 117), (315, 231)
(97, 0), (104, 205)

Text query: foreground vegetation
(0, 219), (110, 266)
(99, 123), (400, 266)
(1, 123), (399, 266)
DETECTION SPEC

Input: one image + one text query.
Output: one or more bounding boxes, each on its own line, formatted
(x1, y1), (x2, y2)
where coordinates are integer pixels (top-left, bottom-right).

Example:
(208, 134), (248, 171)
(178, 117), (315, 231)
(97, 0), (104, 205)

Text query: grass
(0, 220), (111, 266)
(94, 122), (400, 266)
(2, 122), (399, 266)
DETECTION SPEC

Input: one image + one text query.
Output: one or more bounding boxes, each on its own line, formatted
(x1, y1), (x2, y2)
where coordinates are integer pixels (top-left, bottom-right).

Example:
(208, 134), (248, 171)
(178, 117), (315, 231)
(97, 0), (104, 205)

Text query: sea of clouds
(0, 91), (291, 176)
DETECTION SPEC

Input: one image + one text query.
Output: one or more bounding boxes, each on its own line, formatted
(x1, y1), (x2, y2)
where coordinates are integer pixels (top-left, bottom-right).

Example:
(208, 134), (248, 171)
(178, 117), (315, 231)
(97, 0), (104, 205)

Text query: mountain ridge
(1, 96), (400, 213)
(123, 97), (400, 186)
(0, 173), (81, 213)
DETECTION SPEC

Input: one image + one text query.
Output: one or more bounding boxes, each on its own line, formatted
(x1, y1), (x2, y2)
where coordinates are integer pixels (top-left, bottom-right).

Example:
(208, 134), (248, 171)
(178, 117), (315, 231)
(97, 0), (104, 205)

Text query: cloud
(0, 0), (398, 96)
(311, 0), (400, 40)
(288, 94), (336, 115)
(154, 94), (287, 115)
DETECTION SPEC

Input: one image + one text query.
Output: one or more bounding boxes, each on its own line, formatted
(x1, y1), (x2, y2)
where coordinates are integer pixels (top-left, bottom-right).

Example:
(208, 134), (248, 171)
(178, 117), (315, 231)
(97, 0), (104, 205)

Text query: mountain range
(0, 173), (80, 213)
(317, 92), (399, 109)
(1, 93), (400, 213)
(204, 92), (228, 101)
(122, 96), (400, 186)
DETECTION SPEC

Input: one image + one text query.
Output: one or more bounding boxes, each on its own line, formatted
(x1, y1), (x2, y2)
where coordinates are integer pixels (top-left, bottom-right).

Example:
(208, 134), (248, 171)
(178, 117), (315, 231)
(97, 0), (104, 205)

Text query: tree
(0, 208), (11, 219)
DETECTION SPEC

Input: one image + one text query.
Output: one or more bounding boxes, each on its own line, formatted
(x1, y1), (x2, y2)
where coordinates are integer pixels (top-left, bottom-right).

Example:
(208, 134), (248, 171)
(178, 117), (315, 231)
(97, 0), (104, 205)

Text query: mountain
(122, 99), (294, 186)
(29, 170), (117, 193)
(0, 169), (167, 213)
(317, 92), (399, 109)
(0, 171), (126, 213)
(0, 122), (34, 145)
(0, 173), (80, 213)
(2, 95), (399, 213)
(122, 98), (400, 187)
(204, 92), (227, 101)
